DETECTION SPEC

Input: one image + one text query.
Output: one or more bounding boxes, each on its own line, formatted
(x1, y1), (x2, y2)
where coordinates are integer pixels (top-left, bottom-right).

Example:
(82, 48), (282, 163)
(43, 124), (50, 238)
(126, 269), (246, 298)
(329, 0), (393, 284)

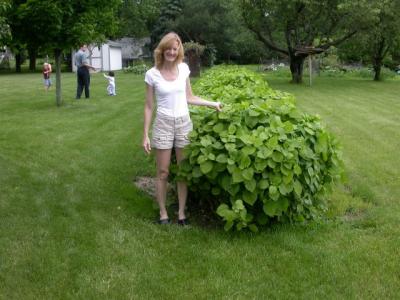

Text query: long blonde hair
(154, 32), (184, 69)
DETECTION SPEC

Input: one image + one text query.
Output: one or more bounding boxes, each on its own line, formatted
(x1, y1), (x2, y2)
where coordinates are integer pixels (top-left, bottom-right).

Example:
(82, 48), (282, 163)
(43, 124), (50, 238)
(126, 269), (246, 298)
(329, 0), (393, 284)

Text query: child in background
(43, 63), (52, 91)
(103, 71), (116, 96)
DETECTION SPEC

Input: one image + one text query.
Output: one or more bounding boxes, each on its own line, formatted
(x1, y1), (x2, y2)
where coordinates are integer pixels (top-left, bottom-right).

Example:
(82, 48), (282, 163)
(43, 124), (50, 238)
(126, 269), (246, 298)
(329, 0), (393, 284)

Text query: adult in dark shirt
(74, 44), (96, 99)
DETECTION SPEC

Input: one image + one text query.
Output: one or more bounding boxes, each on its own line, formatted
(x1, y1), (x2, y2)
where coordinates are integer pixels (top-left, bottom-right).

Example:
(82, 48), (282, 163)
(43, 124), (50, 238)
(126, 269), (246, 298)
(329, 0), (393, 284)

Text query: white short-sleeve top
(145, 63), (191, 117)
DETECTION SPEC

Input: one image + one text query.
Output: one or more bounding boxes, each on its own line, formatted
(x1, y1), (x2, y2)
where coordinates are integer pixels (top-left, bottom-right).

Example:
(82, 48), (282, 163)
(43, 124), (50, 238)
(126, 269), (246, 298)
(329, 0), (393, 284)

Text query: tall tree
(240, 0), (371, 83)
(367, 0), (400, 81)
(6, 0), (27, 72)
(0, 0), (10, 45)
(11, 0), (53, 71)
(162, 0), (264, 63)
(150, 0), (182, 49)
(117, 0), (163, 38)
(172, 0), (240, 61)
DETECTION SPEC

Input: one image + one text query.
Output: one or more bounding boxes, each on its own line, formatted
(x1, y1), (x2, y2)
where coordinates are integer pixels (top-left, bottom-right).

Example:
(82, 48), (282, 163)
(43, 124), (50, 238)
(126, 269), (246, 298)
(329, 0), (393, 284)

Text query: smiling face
(154, 32), (184, 69)
(163, 41), (180, 63)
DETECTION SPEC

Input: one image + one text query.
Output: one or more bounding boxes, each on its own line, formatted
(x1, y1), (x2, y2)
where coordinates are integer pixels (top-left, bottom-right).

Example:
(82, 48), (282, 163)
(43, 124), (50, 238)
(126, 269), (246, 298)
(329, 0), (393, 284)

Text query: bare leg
(175, 148), (187, 220)
(156, 149), (172, 220)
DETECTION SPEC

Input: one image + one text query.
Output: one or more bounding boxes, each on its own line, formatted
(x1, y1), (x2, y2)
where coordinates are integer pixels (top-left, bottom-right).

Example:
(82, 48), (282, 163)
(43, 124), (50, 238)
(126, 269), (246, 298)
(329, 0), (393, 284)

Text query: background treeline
(1, 0), (400, 82)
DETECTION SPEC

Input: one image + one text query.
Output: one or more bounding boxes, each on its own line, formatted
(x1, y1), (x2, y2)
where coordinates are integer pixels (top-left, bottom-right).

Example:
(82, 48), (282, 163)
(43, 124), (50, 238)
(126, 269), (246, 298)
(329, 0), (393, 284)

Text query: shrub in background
(177, 66), (343, 231)
(123, 60), (150, 74)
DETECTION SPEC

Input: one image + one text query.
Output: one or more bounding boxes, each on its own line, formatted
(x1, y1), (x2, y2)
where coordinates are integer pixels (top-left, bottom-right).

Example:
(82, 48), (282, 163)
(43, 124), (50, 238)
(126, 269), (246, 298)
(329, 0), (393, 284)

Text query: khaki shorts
(152, 113), (193, 149)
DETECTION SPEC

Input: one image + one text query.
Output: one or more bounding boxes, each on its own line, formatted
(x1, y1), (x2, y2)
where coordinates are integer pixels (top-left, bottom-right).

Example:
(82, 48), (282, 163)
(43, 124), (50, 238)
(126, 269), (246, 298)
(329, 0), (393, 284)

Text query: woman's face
(163, 41), (179, 63)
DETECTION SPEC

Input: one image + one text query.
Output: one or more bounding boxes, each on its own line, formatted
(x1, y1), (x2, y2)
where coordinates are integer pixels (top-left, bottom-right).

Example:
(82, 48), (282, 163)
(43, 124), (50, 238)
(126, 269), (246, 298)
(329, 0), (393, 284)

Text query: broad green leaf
(257, 147), (273, 159)
(258, 179), (269, 190)
(244, 178), (257, 192)
(220, 174), (232, 191)
(272, 151), (284, 162)
(227, 184), (240, 196)
(213, 123), (224, 133)
(233, 199), (245, 211)
(242, 146), (256, 155)
(216, 153), (228, 163)
(192, 166), (202, 178)
(228, 124), (236, 134)
(277, 198), (289, 212)
(270, 173), (282, 186)
(269, 185), (279, 200)
(200, 136), (212, 147)
(267, 135), (278, 148)
(263, 201), (278, 217)
(248, 224), (259, 233)
(239, 134), (253, 145)
(294, 180), (303, 196)
(305, 127), (315, 135)
(200, 161), (213, 174)
(279, 183), (293, 195)
(248, 108), (260, 117)
(197, 155), (207, 164)
(242, 190), (257, 205)
(232, 168), (244, 183)
(242, 168), (254, 181)
(239, 155), (251, 169)
(294, 164), (302, 175)
(267, 160), (276, 169)
(216, 204), (229, 217)
(254, 159), (268, 172)
(224, 221), (234, 231)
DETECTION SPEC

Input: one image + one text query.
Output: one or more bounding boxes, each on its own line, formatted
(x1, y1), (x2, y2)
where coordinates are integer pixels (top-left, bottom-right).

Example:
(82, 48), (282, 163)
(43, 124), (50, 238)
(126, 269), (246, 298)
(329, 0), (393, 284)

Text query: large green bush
(178, 66), (343, 231)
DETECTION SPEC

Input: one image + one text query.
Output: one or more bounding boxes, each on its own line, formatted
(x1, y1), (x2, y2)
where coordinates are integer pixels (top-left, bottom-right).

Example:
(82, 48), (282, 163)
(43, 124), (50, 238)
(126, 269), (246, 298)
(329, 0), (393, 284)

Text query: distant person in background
(103, 71), (116, 96)
(74, 44), (96, 99)
(43, 62), (52, 92)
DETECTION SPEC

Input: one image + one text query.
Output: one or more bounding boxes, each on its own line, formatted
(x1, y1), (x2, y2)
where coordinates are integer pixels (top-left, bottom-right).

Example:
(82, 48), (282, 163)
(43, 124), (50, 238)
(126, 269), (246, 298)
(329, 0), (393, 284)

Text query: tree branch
(319, 30), (358, 50)
(248, 27), (288, 55)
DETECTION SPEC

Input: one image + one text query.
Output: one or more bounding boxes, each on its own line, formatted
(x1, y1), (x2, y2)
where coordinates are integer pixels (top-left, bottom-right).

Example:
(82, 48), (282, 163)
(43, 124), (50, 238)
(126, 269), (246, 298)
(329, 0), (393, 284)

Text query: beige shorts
(151, 113), (193, 149)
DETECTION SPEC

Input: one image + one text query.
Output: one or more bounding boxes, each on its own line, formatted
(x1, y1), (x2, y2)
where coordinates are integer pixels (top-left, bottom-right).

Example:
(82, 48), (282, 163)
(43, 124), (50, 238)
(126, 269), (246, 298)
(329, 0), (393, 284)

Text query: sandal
(157, 218), (171, 225)
(177, 218), (190, 226)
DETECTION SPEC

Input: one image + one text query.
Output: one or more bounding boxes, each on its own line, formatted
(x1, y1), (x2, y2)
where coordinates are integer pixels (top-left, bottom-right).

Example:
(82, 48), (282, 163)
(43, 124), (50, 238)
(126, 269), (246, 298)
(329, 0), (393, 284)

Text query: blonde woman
(143, 32), (222, 225)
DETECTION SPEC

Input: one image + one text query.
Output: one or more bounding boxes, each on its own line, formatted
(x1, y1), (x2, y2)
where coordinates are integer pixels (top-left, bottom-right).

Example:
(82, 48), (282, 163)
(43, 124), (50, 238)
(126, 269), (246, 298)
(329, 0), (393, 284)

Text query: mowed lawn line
(1, 72), (399, 298)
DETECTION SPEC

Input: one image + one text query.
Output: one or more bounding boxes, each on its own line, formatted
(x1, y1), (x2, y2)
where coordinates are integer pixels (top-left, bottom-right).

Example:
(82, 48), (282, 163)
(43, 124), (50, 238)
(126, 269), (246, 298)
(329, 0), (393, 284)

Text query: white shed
(72, 41), (122, 72)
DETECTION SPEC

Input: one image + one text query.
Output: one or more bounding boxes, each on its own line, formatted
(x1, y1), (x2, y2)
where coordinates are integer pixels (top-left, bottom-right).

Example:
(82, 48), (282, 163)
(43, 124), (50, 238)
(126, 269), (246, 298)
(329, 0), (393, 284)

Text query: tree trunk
(28, 48), (37, 71)
(15, 53), (22, 73)
(54, 49), (63, 106)
(289, 55), (305, 83)
(373, 61), (382, 81)
(186, 49), (201, 77)
(372, 37), (386, 81)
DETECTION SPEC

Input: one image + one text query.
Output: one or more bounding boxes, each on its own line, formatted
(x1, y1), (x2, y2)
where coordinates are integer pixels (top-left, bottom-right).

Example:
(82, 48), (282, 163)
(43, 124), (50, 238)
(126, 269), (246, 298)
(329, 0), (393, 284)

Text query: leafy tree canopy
(117, 0), (163, 38)
(0, 0), (11, 44)
(240, 0), (374, 83)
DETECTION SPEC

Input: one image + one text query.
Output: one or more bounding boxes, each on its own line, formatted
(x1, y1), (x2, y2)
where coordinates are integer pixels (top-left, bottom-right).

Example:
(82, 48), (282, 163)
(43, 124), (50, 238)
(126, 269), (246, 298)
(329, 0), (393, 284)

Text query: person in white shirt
(143, 32), (222, 225)
(103, 71), (116, 96)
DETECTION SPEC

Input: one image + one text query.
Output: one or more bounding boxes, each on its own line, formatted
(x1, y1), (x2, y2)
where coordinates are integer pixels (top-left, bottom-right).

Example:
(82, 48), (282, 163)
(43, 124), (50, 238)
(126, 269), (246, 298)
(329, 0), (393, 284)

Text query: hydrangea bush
(177, 66), (343, 231)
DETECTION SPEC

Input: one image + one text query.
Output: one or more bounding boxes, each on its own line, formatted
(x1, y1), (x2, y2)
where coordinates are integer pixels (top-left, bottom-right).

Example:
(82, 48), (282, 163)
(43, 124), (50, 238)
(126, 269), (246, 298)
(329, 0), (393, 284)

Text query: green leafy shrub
(177, 66), (343, 231)
(123, 62), (150, 74)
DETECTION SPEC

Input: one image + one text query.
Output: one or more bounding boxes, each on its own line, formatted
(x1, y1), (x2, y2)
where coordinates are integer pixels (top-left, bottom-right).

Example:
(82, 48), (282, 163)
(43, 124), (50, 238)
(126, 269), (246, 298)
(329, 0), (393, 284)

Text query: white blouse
(145, 63), (190, 117)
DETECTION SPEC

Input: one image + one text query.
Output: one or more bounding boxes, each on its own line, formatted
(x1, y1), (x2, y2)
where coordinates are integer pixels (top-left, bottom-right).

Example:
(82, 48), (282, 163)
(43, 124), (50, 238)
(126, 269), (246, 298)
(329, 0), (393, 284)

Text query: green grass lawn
(0, 70), (399, 299)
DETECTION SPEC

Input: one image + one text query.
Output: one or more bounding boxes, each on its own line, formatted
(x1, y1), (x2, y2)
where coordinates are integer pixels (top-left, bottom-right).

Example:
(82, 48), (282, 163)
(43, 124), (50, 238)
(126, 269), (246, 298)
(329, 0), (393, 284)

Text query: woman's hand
(143, 136), (151, 155)
(213, 102), (223, 112)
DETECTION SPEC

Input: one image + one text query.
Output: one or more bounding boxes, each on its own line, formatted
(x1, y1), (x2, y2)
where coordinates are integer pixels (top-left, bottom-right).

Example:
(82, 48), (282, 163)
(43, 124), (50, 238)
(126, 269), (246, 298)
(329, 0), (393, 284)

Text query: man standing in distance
(75, 44), (96, 99)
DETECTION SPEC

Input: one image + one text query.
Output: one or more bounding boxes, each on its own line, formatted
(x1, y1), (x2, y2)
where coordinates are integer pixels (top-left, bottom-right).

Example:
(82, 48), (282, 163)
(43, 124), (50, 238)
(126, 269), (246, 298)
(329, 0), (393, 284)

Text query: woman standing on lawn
(142, 32), (222, 225)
